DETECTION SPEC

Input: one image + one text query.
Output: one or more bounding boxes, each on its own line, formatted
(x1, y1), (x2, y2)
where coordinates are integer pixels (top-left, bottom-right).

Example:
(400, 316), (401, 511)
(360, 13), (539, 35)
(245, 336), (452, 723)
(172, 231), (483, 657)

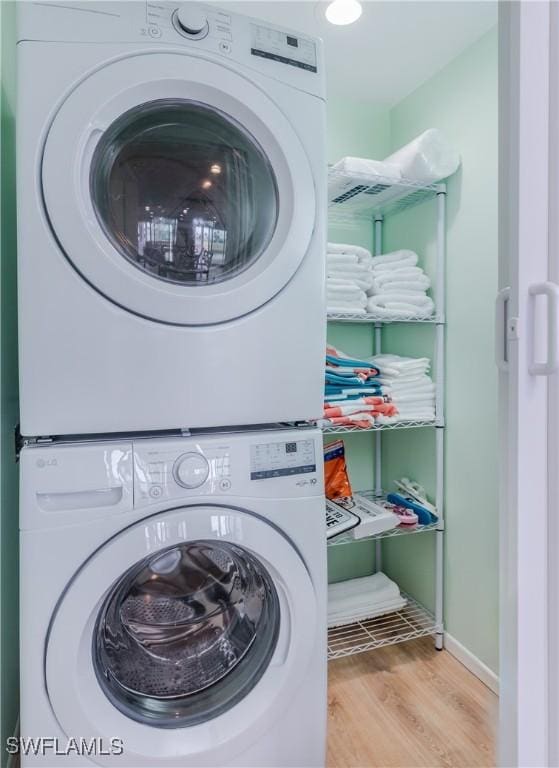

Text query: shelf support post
(434, 188), (446, 650)
(374, 216), (383, 572)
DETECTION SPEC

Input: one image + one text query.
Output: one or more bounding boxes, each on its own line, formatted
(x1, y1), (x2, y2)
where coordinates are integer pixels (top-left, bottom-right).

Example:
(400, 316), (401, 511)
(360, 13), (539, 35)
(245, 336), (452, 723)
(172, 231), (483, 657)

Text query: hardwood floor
(327, 637), (498, 768)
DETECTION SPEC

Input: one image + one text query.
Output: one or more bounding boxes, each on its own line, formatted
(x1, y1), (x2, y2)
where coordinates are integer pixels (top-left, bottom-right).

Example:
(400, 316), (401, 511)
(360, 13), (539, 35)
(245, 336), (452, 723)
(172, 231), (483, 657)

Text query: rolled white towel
(384, 129), (460, 183)
(332, 157), (402, 181)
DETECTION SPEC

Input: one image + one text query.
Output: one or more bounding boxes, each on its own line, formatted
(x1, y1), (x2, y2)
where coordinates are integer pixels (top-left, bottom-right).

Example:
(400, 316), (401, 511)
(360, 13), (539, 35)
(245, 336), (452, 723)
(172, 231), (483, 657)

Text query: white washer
(20, 427), (326, 767)
(17, 2), (326, 437)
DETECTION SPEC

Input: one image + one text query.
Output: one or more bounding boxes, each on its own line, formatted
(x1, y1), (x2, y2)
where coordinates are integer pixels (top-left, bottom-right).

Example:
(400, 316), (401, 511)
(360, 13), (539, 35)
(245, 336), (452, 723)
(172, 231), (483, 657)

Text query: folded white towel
(328, 273), (374, 292)
(378, 373), (434, 387)
(327, 242), (373, 264)
(371, 279), (431, 295)
(327, 305), (367, 316)
(328, 572), (407, 628)
(327, 278), (360, 288)
(367, 295), (435, 319)
(327, 292), (367, 306)
(371, 250), (418, 268)
(377, 411), (435, 424)
(332, 157), (402, 181)
(328, 263), (372, 276)
(372, 267), (426, 285)
(372, 354), (431, 368)
(326, 253), (360, 267)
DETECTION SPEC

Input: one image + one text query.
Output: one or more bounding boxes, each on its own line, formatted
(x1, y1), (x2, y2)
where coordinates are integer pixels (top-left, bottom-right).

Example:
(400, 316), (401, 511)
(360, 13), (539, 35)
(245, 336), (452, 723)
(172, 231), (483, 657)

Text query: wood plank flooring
(327, 637), (498, 768)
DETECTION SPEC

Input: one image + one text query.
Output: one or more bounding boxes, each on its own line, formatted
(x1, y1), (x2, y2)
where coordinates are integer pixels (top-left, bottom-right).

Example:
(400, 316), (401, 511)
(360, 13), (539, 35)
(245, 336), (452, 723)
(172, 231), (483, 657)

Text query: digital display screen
(250, 23), (317, 72)
(250, 439), (315, 480)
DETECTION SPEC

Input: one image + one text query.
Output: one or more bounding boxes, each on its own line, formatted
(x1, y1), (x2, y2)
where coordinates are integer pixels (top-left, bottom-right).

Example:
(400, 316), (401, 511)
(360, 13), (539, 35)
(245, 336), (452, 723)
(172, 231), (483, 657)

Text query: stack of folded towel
(366, 250), (435, 320)
(369, 354), (436, 424)
(320, 346), (398, 428)
(328, 572), (407, 628)
(326, 243), (374, 315)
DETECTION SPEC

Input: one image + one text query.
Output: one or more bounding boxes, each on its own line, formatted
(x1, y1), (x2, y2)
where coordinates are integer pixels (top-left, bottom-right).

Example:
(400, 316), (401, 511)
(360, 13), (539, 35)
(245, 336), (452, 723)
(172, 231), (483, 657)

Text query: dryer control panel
(17, 2), (325, 100)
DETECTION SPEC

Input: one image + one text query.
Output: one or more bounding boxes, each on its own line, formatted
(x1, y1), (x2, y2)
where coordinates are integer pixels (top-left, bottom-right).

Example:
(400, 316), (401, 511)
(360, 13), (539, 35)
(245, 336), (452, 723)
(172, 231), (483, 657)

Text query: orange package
(323, 439), (353, 500)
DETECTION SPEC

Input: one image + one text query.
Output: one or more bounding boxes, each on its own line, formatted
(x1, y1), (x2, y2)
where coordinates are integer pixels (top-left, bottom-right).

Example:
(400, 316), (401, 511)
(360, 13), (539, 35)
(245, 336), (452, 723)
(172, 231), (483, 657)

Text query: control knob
(174, 452), (209, 489)
(175, 5), (208, 36)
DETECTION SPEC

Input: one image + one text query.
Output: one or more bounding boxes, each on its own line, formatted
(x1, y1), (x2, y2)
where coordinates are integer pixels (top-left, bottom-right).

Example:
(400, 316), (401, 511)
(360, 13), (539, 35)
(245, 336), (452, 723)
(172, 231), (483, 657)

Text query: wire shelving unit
(326, 167), (446, 659)
(327, 594), (437, 660)
(327, 311), (441, 324)
(328, 490), (438, 547)
(321, 418), (436, 435)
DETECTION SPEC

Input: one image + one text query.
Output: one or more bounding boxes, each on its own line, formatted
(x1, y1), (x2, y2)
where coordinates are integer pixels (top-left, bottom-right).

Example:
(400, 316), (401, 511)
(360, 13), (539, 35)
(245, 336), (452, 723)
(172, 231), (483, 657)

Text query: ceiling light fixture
(325, 0), (362, 25)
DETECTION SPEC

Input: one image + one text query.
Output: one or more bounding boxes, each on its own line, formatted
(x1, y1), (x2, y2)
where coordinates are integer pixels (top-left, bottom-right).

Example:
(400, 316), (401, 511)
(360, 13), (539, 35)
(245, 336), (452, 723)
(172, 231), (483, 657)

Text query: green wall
(1, 1), (19, 760)
(383, 27), (499, 673)
(327, 29), (499, 674)
(326, 99), (391, 582)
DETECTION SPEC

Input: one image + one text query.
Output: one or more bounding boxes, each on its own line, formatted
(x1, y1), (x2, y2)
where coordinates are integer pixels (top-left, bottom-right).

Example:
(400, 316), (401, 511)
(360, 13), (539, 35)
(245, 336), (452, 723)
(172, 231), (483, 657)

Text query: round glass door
(90, 99), (279, 286)
(93, 540), (280, 728)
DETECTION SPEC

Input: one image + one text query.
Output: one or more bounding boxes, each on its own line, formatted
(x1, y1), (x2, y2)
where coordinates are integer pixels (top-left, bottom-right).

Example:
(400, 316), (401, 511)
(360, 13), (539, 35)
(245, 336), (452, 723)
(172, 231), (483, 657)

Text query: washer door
(42, 52), (316, 325)
(46, 505), (318, 766)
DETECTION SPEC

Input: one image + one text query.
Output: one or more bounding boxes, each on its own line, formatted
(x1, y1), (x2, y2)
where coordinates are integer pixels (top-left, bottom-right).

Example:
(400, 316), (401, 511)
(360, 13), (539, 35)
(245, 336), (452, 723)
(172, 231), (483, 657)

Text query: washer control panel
(134, 440), (231, 503)
(132, 430), (322, 506)
(250, 439), (316, 480)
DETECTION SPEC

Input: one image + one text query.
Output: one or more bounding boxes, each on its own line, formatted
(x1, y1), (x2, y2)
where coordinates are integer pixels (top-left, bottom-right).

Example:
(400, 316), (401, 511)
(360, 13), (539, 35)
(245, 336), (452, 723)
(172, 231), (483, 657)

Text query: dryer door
(46, 504), (318, 766)
(41, 52), (317, 325)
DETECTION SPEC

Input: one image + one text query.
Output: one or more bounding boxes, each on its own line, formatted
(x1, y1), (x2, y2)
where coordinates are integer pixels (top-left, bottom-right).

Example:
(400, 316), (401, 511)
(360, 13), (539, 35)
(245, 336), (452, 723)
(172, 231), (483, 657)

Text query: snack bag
(323, 439), (353, 500)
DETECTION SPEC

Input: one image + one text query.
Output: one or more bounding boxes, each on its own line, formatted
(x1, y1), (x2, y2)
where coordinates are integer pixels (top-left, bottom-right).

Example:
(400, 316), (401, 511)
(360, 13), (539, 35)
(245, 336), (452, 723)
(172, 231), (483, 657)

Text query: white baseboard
(444, 633), (499, 695)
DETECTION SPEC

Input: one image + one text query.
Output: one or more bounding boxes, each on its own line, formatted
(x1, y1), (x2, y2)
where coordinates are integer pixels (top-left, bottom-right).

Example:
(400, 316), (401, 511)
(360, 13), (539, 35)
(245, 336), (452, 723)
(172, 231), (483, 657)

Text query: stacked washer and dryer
(17, 2), (327, 766)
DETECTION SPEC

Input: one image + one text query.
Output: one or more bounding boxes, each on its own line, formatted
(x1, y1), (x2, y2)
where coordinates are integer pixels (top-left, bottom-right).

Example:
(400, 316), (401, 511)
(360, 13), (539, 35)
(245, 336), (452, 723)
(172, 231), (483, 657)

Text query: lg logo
(36, 458), (58, 468)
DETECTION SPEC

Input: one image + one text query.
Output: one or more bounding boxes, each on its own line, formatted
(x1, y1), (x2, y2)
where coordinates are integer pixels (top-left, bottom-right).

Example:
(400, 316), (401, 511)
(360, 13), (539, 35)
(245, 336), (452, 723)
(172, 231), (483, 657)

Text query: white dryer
(19, 427), (326, 767)
(17, 2), (326, 437)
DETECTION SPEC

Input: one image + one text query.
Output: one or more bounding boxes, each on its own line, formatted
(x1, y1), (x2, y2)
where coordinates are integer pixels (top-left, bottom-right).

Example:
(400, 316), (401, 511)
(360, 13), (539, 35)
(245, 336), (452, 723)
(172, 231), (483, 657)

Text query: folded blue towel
(325, 372), (368, 387)
(326, 354), (379, 372)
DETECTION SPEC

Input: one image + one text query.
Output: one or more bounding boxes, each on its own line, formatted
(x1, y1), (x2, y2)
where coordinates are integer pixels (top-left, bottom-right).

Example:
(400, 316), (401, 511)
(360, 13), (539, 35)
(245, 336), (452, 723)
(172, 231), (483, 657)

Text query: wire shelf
(321, 419), (437, 434)
(327, 311), (442, 325)
(327, 594), (437, 660)
(328, 490), (439, 546)
(328, 167), (445, 223)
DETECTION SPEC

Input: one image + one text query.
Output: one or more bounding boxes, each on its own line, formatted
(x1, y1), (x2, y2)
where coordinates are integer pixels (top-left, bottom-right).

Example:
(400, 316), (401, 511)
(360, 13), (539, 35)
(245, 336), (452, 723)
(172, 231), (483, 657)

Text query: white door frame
(498, 2), (554, 764)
